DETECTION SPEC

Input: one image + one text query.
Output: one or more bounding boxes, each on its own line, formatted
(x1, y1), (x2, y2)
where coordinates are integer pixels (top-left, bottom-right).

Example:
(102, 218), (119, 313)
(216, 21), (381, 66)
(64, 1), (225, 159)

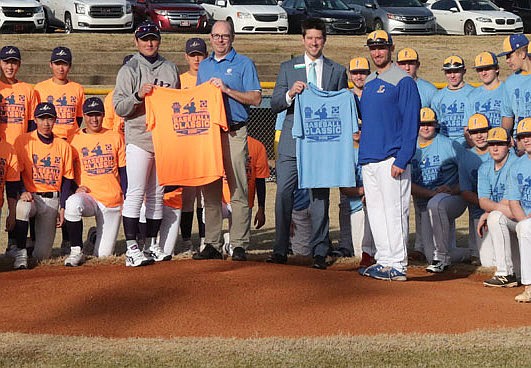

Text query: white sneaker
(426, 260), (449, 273)
(65, 246), (86, 267)
(126, 244), (154, 267)
(144, 244), (171, 262)
(13, 248), (28, 270)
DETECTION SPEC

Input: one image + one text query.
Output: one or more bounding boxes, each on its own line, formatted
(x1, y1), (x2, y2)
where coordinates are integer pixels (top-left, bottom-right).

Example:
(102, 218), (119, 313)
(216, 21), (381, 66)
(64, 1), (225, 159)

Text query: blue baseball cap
(34, 103), (57, 118)
(83, 97), (105, 115)
(498, 34), (529, 56)
(51, 46), (72, 64)
(0, 46), (21, 61)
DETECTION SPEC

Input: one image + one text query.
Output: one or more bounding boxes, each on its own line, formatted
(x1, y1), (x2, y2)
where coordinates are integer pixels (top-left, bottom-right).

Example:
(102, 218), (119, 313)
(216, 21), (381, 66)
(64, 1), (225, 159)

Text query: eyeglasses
(211, 33), (231, 41)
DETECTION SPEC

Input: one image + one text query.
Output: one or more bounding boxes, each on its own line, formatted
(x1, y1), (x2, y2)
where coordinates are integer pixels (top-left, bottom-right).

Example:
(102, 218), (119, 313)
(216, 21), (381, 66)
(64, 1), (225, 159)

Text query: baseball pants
(290, 207), (312, 256)
(473, 218), (495, 267)
(159, 205), (182, 255)
(487, 210), (520, 277)
(350, 207), (375, 257)
(16, 193), (59, 260)
(362, 158), (410, 273)
(516, 218), (531, 285)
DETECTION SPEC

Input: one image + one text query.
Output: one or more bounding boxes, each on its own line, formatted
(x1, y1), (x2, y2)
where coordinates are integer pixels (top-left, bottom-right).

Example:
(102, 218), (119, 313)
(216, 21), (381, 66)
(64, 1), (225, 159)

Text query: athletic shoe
(64, 246), (86, 267)
(266, 253), (287, 264)
(144, 245), (172, 262)
(359, 262), (382, 277)
(366, 264), (407, 281)
(426, 260), (449, 273)
(312, 255), (327, 270)
(329, 248), (352, 258)
(126, 245), (154, 267)
(515, 286), (531, 303)
(192, 244), (222, 260)
(470, 256), (481, 266)
(483, 274), (518, 288)
(232, 247), (247, 261)
(13, 248), (28, 270)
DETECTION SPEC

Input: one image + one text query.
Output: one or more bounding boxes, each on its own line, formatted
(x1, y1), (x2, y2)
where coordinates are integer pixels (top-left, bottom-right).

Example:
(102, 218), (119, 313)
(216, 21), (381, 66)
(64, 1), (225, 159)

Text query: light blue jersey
(417, 78), (438, 108)
(411, 134), (462, 209)
(275, 110), (286, 130)
(458, 147), (491, 218)
(506, 154), (531, 216)
(431, 83), (475, 145)
(501, 71), (531, 124)
(346, 144), (364, 213)
(293, 83), (358, 188)
(478, 151), (517, 202)
(465, 82), (504, 128)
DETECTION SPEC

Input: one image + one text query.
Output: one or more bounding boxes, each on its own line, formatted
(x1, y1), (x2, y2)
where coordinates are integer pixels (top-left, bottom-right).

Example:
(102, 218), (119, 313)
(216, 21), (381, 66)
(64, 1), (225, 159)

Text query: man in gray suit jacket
(267, 18), (349, 269)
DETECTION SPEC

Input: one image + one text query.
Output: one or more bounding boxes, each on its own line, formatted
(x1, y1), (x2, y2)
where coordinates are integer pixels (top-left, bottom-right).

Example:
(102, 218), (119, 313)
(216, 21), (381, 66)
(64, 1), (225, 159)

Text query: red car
(133, 0), (210, 32)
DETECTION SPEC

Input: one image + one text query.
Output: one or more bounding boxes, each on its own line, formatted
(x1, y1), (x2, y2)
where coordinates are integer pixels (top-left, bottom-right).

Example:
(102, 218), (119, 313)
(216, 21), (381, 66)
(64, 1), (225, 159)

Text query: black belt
(36, 192), (57, 198)
(229, 122), (247, 131)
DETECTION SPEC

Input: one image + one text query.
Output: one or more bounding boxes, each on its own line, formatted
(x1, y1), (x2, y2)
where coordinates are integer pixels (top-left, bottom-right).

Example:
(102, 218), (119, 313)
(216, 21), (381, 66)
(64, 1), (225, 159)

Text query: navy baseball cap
(51, 46), (72, 64)
(185, 38), (207, 55)
(83, 97), (105, 115)
(498, 34), (529, 56)
(0, 46), (21, 61)
(135, 21), (161, 40)
(34, 103), (57, 118)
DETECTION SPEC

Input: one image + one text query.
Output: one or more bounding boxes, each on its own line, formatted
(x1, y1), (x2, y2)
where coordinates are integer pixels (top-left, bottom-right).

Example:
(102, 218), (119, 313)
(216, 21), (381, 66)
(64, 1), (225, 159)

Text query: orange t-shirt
(68, 128), (126, 208)
(145, 83), (228, 186)
(222, 136), (270, 208)
(102, 90), (124, 137)
(34, 78), (85, 139)
(14, 131), (74, 192)
(0, 139), (20, 207)
(163, 188), (183, 209)
(180, 71), (197, 89)
(0, 81), (38, 145)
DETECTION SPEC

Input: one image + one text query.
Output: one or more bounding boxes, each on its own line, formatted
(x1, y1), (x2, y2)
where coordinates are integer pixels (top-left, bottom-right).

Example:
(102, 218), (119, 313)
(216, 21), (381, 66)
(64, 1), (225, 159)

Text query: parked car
(133, 0), (210, 32)
(200, 0), (288, 33)
(281, 0), (366, 34)
(491, 0), (531, 32)
(42, 3), (66, 32)
(38, 0), (133, 33)
(429, 0), (523, 34)
(343, 0), (435, 33)
(0, 0), (46, 33)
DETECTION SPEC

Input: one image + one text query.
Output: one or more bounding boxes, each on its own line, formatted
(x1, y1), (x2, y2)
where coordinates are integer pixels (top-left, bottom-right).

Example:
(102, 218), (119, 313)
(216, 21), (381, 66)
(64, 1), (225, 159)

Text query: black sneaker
(266, 253), (287, 264)
(483, 274), (518, 288)
(192, 244), (222, 260)
(312, 255), (327, 270)
(232, 247), (247, 261)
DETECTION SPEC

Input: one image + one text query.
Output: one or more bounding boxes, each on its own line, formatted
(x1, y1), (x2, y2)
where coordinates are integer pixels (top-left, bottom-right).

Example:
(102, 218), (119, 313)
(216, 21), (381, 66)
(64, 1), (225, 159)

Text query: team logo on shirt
(0, 93), (25, 124)
(46, 94), (76, 125)
(440, 100), (466, 136)
(473, 98), (501, 126)
(32, 153), (61, 186)
(172, 98), (211, 136)
(517, 173), (531, 208)
(302, 104), (341, 142)
(80, 143), (115, 176)
(376, 85), (385, 94)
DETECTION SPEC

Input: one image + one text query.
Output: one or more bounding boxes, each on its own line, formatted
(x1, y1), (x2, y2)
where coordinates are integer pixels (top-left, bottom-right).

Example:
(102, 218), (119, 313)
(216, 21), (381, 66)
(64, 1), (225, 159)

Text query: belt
(36, 192), (58, 198)
(229, 122), (247, 132)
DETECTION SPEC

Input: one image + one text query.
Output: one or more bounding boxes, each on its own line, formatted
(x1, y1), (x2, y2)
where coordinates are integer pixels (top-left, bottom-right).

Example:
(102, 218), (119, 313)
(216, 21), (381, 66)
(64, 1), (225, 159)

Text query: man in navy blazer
(268, 18), (349, 269)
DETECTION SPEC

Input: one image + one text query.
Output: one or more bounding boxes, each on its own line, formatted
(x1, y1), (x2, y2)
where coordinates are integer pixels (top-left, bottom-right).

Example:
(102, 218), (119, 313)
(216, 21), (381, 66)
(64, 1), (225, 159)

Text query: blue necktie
(308, 62), (317, 86)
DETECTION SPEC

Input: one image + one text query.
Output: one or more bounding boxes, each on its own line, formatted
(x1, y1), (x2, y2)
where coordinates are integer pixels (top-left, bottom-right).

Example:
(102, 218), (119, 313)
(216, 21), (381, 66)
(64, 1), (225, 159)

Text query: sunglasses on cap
(135, 24), (159, 34)
(443, 62), (464, 69)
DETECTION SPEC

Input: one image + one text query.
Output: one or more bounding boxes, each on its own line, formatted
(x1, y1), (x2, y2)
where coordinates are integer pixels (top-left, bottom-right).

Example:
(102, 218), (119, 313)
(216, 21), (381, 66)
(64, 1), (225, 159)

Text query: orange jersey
(69, 128), (126, 208)
(34, 78), (85, 139)
(14, 131), (74, 192)
(0, 81), (38, 145)
(222, 136), (270, 208)
(102, 90), (124, 137)
(0, 139), (20, 207)
(180, 71), (197, 89)
(163, 188), (183, 209)
(145, 83), (228, 186)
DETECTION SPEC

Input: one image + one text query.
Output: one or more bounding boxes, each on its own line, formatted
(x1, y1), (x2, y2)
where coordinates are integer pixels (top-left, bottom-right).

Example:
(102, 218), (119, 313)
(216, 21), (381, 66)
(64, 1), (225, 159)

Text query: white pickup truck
(0, 0), (46, 33)
(38, 0), (133, 33)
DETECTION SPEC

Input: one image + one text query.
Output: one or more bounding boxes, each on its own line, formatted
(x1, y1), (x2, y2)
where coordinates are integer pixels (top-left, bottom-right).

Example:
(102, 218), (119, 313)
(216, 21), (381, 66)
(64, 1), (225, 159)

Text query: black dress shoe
(232, 247), (247, 261)
(312, 255), (327, 270)
(266, 253), (287, 264)
(192, 244), (222, 260)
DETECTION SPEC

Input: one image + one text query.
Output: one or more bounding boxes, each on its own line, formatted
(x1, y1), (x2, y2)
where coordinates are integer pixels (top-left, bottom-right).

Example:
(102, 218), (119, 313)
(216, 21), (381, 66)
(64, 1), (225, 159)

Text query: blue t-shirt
(197, 48), (261, 124)
(431, 83), (475, 145)
(501, 71), (531, 123)
(465, 82), (504, 128)
(505, 154), (531, 215)
(411, 134), (462, 209)
(293, 83), (358, 188)
(458, 147), (491, 218)
(417, 78), (438, 108)
(346, 144), (364, 213)
(478, 151), (517, 202)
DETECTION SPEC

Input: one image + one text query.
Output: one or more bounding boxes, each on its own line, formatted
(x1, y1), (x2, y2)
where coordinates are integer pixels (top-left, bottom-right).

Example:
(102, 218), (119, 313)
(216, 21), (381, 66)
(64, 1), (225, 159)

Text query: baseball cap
(366, 30), (393, 46)
(349, 57), (370, 72)
(83, 97), (105, 115)
(51, 46), (72, 64)
(468, 113), (490, 131)
(420, 107), (437, 123)
(185, 38), (207, 56)
(442, 55), (465, 70)
(487, 127), (510, 143)
(516, 118), (531, 137)
(0, 46), (21, 61)
(135, 21), (161, 40)
(498, 34), (529, 56)
(473, 51), (498, 69)
(397, 48), (419, 62)
(34, 102), (57, 118)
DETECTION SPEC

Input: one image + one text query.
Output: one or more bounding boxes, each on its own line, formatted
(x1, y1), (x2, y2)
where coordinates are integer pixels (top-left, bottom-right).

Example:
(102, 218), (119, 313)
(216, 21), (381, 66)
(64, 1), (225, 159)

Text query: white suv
(0, 0), (45, 33)
(39, 0), (133, 33)
(201, 0), (288, 33)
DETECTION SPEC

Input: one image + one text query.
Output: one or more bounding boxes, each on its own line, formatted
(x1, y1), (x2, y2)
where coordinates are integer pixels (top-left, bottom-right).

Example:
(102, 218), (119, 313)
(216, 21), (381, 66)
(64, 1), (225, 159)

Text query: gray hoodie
(113, 52), (180, 153)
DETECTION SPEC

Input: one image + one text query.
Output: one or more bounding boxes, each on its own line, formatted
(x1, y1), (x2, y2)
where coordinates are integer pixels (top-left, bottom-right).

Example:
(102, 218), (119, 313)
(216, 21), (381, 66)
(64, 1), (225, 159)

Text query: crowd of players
(0, 19), (529, 304)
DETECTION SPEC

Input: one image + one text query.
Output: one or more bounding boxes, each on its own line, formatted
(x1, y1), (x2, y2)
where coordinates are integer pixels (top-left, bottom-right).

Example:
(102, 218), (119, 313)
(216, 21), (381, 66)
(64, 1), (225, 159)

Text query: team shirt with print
(465, 83), (504, 129)
(506, 154), (531, 215)
(0, 81), (39, 145)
